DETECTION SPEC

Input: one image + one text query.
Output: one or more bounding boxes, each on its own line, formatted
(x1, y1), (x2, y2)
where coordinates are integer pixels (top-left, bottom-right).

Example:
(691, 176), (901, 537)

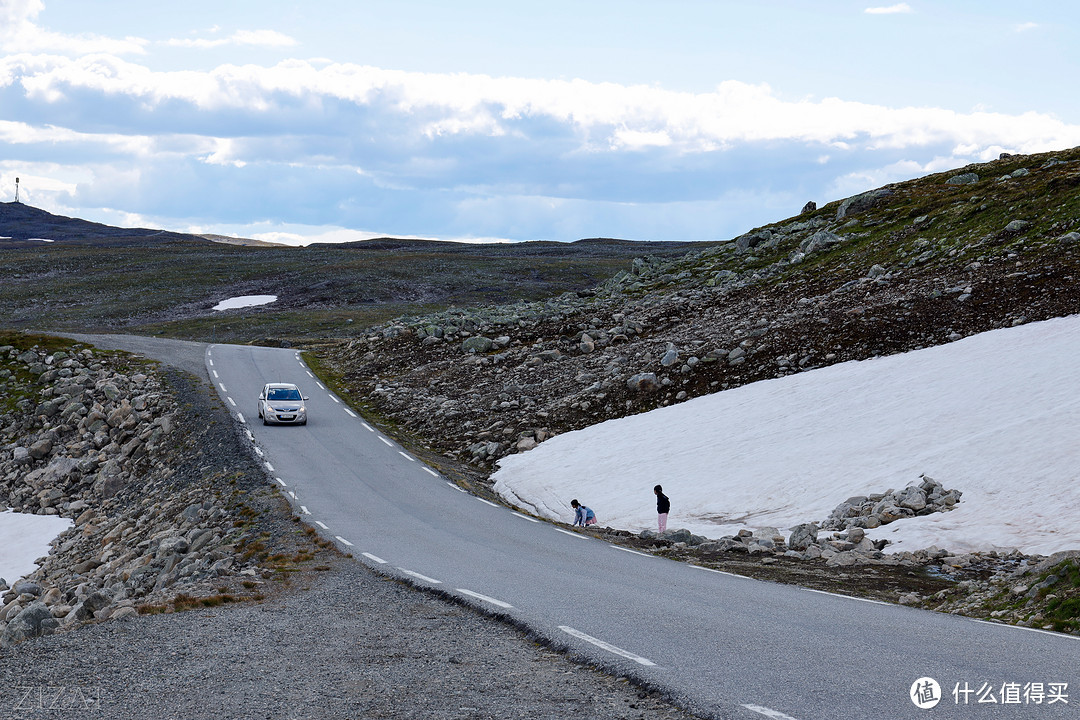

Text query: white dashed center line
(456, 589), (514, 609)
(315, 521), (329, 530)
(330, 396), (340, 404)
(741, 705), (803, 720)
(558, 626), (656, 667)
(555, 528), (587, 539)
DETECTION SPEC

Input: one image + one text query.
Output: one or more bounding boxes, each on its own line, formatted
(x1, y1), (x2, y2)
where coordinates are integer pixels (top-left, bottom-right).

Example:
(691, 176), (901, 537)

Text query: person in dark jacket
(570, 499), (596, 527)
(654, 485), (670, 533)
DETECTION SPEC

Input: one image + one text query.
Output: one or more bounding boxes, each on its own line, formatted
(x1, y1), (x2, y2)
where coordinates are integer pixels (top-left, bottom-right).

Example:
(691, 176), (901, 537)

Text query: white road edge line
(315, 521), (329, 530)
(803, 588), (891, 606)
(398, 568), (442, 584)
(362, 422), (374, 432)
(306, 371), (314, 378)
(218, 381), (225, 390)
(316, 382), (325, 390)
(264, 461), (274, 472)
(558, 626), (656, 667)
(335, 536), (354, 547)
(398, 451), (415, 462)
(227, 397), (236, 407)
(330, 396), (340, 404)
(253, 447), (264, 457)
(208, 357), (213, 365)
(457, 589), (514, 609)
(613, 546), (652, 558)
(447, 482), (466, 493)
(378, 436), (393, 447)
(287, 491), (296, 500)
(741, 704), (803, 720)
(300, 506), (311, 515)
(690, 565), (747, 579)
(555, 528), (587, 539)
(275, 477), (286, 487)
(244, 430), (254, 441)
(971, 618), (1080, 640)
(362, 552), (387, 564)
(236, 413), (245, 424)
(345, 408), (356, 418)
(511, 512), (539, 523)
(424, 468), (439, 477)
(212, 370), (219, 378)
(477, 498), (499, 508)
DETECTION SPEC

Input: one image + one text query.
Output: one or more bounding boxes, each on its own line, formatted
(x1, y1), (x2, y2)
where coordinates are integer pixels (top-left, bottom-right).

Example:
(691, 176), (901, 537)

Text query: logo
(911, 677), (942, 709)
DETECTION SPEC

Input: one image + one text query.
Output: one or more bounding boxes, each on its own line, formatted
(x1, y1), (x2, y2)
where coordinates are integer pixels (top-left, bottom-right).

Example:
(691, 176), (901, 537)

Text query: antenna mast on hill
(14, 177), (18, 203)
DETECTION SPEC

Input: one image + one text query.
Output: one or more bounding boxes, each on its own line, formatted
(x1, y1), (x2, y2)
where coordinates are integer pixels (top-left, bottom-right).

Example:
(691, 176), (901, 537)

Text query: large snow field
(493, 314), (1080, 556)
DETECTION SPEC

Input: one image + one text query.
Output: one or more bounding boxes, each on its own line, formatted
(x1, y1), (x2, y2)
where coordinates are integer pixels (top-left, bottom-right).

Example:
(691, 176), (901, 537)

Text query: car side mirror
(303, 396), (310, 401)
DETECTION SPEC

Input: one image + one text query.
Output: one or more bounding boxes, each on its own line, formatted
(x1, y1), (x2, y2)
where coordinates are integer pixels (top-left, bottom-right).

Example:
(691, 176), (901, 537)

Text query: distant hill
(0, 202), (208, 247)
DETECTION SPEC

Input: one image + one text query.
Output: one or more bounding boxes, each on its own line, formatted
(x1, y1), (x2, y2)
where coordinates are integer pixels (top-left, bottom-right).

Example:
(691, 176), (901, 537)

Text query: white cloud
(1015, 22), (1039, 33)
(165, 29), (298, 49)
(0, 0), (146, 55)
(865, 3), (913, 14)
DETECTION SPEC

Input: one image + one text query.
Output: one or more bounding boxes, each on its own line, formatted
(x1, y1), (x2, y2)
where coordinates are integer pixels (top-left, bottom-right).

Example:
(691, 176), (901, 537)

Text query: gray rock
(0, 602), (59, 647)
(461, 336), (493, 354)
(660, 344), (679, 367)
(788, 523), (818, 551)
(946, 172), (979, 185)
(801, 201), (817, 214)
(157, 536), (190, 558)
(28, 437), (53, 460)
(626, 373), (660, 393)
(1059, 232), (1080, 243)
(1004, 219), (1030, 233)
(12, 580), (42, 597)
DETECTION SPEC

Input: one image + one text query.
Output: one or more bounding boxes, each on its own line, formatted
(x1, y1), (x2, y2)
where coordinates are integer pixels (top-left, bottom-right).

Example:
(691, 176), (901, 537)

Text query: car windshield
(268, 388), (302, 401)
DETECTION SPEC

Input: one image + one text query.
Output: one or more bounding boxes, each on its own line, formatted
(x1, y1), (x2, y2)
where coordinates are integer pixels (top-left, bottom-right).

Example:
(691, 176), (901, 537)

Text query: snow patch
(0, 511), (72, 586)
(492, 315), (1080, 556)
(212, 294), (277, 311)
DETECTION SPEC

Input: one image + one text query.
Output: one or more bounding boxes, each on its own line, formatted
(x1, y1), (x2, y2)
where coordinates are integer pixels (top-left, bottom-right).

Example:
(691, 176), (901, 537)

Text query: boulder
(626, 373), (660, 393)
(0, 602), (59, 647)
(946, 172), (979, 185)
(788, 523), (818, 551)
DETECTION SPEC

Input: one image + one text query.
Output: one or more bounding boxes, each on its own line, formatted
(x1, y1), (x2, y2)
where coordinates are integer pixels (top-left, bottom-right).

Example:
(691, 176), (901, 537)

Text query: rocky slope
(315, 147), (1080, 472)
(0, 334), (300, 647)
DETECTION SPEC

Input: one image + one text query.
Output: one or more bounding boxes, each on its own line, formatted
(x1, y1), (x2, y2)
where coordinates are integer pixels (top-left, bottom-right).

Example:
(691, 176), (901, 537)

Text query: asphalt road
(66, 335), (1080, 719)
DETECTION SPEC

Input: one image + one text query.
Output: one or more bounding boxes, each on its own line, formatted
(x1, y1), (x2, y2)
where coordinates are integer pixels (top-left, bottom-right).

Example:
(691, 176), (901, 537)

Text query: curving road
(78, 335), (1080, 719)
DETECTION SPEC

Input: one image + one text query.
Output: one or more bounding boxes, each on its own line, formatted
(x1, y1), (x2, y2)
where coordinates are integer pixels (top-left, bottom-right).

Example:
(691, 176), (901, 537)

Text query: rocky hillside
(313, 146), (1080, 472)
(0, 334), (315, 647)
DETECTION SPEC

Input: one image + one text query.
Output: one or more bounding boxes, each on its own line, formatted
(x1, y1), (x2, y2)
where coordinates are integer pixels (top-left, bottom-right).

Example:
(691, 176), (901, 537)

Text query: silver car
(258, 382), (308, 425)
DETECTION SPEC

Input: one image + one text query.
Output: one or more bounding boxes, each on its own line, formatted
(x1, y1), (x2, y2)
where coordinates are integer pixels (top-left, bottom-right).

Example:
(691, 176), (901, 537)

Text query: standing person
(654, 485), (670, 533)
(570, 499), (597, 527)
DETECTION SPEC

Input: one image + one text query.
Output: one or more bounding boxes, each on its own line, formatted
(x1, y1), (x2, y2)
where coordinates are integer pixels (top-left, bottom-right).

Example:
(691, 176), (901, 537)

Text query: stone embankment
(0, 341), (272, 647)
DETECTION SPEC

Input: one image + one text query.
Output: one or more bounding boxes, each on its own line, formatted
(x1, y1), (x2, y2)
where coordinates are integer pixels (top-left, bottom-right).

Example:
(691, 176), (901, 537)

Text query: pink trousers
(658, 513), (668, 533)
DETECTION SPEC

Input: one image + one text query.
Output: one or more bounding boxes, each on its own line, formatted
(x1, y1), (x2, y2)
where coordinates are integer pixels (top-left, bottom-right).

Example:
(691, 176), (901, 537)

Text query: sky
(493, 314), (1080, 557)
(2, 1), (1080, 245)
